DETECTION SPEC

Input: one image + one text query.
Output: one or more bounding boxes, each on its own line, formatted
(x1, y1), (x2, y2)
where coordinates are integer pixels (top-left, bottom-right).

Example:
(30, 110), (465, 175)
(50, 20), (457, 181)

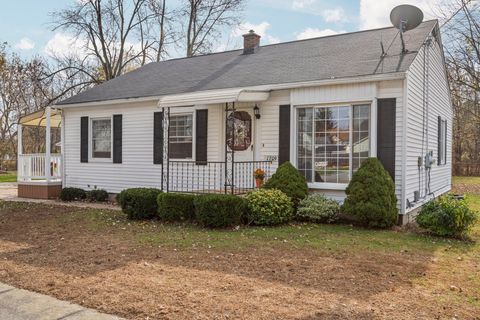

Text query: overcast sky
(0, 0), (442, 59)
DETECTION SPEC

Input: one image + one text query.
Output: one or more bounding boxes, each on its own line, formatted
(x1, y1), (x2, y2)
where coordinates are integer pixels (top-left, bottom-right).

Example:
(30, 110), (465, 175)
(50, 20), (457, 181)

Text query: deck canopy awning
(158, 88), (270, 107)
(19, 109), (62, 127)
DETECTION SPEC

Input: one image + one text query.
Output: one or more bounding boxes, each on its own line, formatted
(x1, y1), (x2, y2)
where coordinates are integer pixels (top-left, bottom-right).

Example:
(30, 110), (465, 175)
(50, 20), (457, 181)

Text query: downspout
(401, 76), (408, 215)
(60, 110), (66, 187)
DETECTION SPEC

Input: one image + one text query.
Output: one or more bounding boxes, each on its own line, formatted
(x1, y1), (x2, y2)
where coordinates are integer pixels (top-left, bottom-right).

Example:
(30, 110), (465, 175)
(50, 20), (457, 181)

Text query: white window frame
(292, 101), (373, 190)
(168, 111), (195, 161)
(89, 116), (113, 162)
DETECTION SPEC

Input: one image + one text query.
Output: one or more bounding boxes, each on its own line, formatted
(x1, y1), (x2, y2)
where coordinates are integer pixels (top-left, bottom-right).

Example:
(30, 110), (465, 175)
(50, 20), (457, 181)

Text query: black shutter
(195, 109), (208, 165)
(80, 116), (88, 163)
(153, 112), (163, 164)
(444, 120), (447, 164)
(437, 116), (442, 165)
(113, 114), (122, 163)
(278, 105), (291, 165)
(377, 99), (396, 180)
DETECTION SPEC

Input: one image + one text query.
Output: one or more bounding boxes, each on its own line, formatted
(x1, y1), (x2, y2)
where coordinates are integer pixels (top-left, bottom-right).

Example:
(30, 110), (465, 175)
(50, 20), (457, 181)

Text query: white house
(17, 19), (452, 224)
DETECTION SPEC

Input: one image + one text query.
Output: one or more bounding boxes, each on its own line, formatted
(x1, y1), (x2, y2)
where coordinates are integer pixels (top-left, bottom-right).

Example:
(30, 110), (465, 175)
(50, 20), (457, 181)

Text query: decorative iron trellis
(161, 107), (170, 192)
(224, 102), (236, 194)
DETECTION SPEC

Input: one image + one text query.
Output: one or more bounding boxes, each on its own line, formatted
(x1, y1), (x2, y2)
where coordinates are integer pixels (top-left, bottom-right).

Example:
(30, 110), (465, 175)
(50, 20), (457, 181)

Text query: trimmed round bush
(342, 158), (398, 228)
(416, 195), (478, 238)
(194, 194), (246, 228)
(117, 188), (162, 220)
(297, 194), (340, 223)
(245, 188), (293, 225)
(60, 187), (86, 202)
(263, 161), (308, 208)
(86, 189), (109, 202)
(157, 193), (196, 221)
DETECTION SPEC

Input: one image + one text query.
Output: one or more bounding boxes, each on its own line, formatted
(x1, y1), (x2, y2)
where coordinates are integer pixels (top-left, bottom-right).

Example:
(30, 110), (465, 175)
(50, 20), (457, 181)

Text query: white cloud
(232, 22), (280, 44)
(15, 38), (35, 50)
(296, 28), (344, 40)
(44, 33), (88, 58)
(321, 7), (347, 23)
(292, 0), (315, 10)
(359, 0), (442, 30)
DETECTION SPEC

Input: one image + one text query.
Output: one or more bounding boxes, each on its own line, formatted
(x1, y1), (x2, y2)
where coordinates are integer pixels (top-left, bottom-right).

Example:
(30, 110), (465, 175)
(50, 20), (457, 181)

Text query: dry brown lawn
(0, 180), (479, 319)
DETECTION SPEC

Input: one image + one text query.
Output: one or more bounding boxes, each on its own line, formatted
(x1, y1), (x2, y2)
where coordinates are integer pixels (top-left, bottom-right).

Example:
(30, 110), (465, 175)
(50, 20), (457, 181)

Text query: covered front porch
(158, 88), (275, 194)
(17, 107), (63, 199)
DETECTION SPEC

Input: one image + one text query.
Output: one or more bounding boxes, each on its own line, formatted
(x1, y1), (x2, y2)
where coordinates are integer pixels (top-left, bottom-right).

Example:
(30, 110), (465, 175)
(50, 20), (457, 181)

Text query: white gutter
(157, 88), (270, 107)
(54, 72), (406, 109)
(54, 95), (163, 109)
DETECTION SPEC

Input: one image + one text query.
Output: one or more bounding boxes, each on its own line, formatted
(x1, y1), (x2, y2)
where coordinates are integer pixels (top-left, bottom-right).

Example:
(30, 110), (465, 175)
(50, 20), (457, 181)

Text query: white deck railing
(18, 154), (62, 182)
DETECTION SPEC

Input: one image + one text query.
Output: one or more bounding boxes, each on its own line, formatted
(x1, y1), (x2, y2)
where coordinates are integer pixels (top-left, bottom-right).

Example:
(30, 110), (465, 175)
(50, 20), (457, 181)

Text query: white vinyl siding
(404, 33), (452, 213)
(63, 102), (223, 193)
(257, 90), (290, 173)
(62, 92), (289, 193)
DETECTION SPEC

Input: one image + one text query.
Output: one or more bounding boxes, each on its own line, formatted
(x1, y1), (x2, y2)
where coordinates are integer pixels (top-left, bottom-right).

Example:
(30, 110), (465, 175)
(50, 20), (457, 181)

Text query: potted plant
(254, 168), (265, 188)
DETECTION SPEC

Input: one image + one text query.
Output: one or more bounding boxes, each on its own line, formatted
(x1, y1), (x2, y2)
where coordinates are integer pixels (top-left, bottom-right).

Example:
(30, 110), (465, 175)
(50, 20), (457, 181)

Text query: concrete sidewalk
(0, 282), (124, 320)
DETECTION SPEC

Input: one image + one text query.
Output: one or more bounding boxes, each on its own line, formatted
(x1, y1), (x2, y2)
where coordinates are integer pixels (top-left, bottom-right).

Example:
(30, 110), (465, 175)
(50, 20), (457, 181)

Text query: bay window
(296, 104), (370, 185)
(169, 114), (193, 159)
(91, 118), (112, 159)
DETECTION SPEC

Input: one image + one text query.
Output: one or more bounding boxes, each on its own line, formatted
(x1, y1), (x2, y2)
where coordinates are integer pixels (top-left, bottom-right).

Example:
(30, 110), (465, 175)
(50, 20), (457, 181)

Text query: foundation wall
(18, 183), (62, 199)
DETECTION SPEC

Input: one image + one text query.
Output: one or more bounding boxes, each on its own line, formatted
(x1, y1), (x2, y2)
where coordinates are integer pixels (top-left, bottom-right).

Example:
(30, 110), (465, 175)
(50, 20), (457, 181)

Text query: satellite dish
(390, 5), (424, 31)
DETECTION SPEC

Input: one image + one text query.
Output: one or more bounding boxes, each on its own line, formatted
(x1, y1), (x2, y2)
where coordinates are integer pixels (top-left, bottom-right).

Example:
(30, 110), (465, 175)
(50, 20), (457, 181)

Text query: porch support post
(17, 124), (22, 182)
(45, 106), (51, 182)
(61, 111), (65, 186)
(224, 102), (235, 194)
(161, 107), (170, 192)
(17, 124), (23, 156)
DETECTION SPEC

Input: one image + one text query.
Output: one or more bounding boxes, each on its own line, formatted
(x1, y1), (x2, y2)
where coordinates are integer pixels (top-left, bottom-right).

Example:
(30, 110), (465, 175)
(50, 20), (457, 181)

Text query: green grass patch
(75, 204), (478, 256)
(0, 171), (16, 183)
(453, 176), (480, 185)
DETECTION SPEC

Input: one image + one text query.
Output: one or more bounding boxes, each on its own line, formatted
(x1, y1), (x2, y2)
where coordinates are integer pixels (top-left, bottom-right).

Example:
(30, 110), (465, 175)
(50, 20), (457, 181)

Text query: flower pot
(255, 178), (263, 188)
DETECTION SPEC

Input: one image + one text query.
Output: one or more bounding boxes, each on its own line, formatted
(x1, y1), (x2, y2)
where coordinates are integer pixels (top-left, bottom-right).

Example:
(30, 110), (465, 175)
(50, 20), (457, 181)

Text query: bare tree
(50, 0), (173, 84)
(440, 0), (480, 174)
(181, 0), (245, 57)
(0, 45), (55, 167)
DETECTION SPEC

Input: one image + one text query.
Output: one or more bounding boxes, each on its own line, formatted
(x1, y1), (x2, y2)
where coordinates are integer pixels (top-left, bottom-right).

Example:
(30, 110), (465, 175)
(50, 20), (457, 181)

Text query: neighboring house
(17, 20), (452, 223)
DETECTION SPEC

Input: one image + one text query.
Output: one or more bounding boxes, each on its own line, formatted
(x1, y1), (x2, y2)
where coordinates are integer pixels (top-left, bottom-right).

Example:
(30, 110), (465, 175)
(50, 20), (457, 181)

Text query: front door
(226, 107), (255, 162)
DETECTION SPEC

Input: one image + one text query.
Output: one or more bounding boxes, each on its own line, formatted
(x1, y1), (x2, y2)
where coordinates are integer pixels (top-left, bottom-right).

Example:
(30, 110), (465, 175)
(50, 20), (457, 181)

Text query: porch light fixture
(254, 104), (261, 119)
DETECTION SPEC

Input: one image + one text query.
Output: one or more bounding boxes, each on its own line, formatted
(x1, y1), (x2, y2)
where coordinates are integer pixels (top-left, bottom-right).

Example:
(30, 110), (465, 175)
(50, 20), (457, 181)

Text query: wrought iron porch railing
(167, 160), (272, 194)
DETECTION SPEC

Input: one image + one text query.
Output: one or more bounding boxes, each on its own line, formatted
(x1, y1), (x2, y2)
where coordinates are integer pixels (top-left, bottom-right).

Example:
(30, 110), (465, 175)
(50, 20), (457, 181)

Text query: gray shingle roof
(57, 20), (437, 105)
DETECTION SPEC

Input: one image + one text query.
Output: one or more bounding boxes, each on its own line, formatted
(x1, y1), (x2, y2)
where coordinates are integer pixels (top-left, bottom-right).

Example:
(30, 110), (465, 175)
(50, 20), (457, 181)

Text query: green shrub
(342, 158), (398, 228)
(194, 194), (246, 228)
(262, 161), (308, 208)
(157, 193), (196, 221)
(117, 188), (162, 220)
(86, 189), (109, 202)
(245, 188), (293, 225)
(297, 194), (340, 223)
(59, 187), (86, 202)
(416, 195), (478, 238)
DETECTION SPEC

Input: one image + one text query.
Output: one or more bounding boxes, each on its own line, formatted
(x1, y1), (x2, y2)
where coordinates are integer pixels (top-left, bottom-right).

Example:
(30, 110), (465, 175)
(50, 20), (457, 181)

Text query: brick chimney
(243, 30), (261, 54)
